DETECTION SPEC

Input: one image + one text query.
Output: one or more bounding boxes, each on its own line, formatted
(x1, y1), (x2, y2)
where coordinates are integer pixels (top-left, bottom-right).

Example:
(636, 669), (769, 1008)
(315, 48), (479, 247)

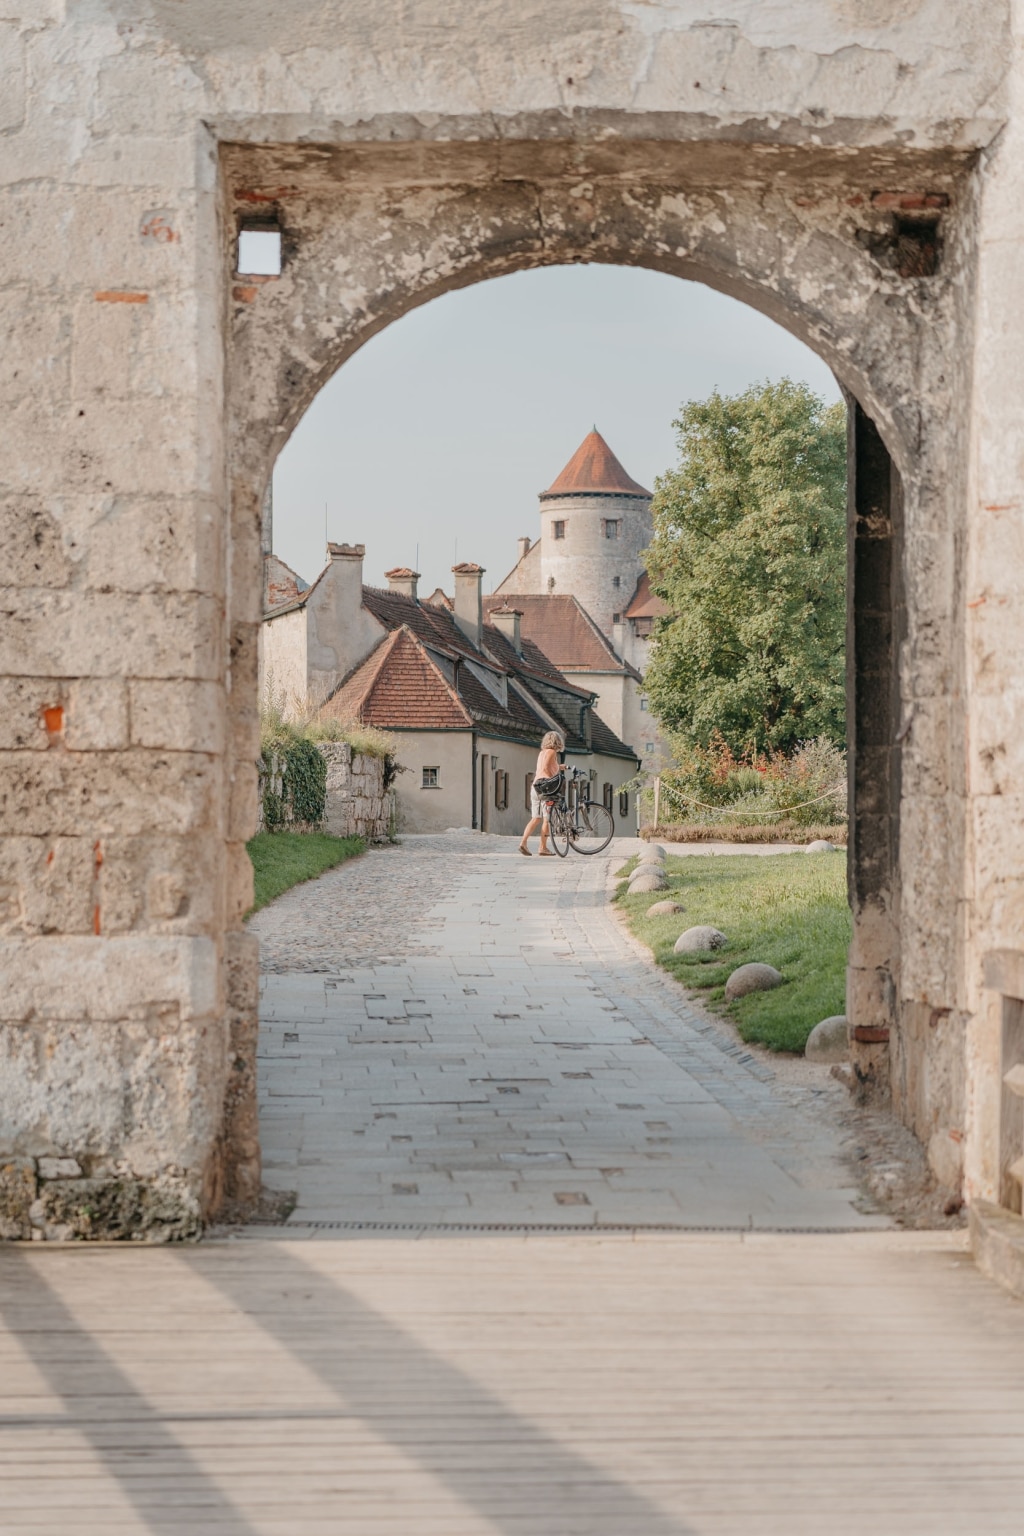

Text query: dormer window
(553, 520), (566, 540)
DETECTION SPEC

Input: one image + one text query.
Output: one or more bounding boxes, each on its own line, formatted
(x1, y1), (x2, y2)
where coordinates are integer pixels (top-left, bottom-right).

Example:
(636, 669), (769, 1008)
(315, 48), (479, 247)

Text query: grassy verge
(615, 852), (849, 1053)
(246, 831), (365, 916)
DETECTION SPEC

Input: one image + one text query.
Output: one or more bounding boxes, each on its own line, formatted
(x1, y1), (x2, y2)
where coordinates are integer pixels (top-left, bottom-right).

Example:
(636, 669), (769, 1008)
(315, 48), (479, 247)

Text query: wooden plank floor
(2, 1230), (1023, 1533)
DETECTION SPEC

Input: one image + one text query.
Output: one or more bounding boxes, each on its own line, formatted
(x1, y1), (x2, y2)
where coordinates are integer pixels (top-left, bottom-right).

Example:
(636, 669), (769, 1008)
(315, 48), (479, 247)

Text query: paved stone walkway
(251, 833), (882, 1230)
(5, 837), (1024, 1534)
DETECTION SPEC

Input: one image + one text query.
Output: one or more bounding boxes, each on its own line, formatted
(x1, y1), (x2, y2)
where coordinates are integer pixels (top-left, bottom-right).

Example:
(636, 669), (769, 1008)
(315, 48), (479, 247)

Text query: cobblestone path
(253, 832), (884, 1230)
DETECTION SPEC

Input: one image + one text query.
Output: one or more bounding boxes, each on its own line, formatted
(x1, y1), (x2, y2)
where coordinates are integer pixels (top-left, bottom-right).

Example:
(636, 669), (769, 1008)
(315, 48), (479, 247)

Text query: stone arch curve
(228, 146), (952, 499)
(221, 133), (971, 1203)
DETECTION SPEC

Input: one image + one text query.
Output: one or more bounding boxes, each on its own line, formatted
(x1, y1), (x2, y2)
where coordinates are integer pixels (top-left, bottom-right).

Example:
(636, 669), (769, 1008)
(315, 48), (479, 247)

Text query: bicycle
(544, 766), (615, 856)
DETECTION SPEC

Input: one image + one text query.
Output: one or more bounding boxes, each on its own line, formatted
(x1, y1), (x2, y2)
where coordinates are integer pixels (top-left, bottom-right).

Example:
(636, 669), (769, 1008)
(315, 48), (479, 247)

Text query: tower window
(612, 576), (621, 589)
(604, 519), (621, 539)
(553, 520), (566, 540)
(612, 612), (622, 624)
(640, 696), (648, 712)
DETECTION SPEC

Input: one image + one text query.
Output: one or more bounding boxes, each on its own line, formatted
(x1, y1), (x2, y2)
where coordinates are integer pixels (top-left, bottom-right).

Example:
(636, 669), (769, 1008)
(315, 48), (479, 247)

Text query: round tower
(538, 429), (652, 639)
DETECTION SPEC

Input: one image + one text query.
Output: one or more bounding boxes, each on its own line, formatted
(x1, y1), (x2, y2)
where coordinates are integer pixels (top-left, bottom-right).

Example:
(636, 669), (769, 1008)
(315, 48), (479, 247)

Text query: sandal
(538, 849), (555, 857)
(518, 844), (532, 856)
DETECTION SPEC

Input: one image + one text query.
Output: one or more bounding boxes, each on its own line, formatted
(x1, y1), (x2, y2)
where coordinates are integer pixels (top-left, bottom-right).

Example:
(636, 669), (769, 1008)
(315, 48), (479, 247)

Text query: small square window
(237, 226), (282, 276)
(604, 519), (621, 540)
(422, 766), (439, 788)
(553, 520), (566, 540)
(640, 696), (648, 712)
(612, 576), (621, 589)
(612, 612), (622, 624)
(645, 742), (655, 754)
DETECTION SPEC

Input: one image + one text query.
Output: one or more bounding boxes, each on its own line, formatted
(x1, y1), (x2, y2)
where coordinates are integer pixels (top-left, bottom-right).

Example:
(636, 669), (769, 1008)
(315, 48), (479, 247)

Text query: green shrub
(656, 733), (846, 828)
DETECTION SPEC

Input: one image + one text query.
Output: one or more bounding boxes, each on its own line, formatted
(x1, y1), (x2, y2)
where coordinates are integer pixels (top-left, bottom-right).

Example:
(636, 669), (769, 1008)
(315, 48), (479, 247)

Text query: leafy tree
(644, 380), (846, 755)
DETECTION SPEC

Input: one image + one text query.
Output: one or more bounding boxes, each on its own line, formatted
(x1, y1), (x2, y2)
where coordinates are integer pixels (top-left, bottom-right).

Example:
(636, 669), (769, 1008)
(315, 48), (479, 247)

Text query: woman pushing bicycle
(518, 731), (564, 857)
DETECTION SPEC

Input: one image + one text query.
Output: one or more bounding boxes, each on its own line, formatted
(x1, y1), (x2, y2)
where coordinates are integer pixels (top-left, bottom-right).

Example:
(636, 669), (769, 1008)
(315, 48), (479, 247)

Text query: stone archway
(219, 125), (974, 1205)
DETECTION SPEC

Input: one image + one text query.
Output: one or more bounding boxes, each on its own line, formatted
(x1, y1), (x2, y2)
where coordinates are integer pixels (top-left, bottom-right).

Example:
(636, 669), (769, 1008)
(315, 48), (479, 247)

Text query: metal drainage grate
(256, 1220), (879, 1235)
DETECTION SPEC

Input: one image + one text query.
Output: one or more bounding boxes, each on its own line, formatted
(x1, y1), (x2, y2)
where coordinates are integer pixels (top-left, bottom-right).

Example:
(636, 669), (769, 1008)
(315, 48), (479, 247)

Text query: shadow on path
(180, 1243), (696, 1536)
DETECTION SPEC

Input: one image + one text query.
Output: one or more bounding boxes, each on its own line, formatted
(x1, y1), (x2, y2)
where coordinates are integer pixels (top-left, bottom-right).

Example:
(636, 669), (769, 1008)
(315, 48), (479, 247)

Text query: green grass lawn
(246, 831), (365, 916)
(615, 852), (850, 1053)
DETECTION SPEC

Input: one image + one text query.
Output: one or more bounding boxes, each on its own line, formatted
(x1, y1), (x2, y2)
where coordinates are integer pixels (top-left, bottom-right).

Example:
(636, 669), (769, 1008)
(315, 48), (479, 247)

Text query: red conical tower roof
(541, 429), (651, 499)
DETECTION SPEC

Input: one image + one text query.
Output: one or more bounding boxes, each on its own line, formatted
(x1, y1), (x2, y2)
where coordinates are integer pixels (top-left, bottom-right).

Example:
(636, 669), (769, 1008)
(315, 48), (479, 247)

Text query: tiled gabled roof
(483, 592), (641, 680)
(362, 584), (486, 662)
(542, 430), (651, 499)
(323, 627), (472, 731)
(625, 570), (670, 620)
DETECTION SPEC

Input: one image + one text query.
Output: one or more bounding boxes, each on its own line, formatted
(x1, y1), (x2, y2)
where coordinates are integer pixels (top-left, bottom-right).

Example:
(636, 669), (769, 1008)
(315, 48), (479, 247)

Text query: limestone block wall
(320, 745), (391, 842)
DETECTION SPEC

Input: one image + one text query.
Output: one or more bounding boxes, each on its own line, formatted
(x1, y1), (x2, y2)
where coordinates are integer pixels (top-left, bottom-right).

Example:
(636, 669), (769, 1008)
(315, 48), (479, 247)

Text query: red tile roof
(384, 566), (419, 579)
(321, 585), (637, 760)
(625, 570), (670, 620)
(542, 430), (651, 499)
(323, 627), (472, 730)
(484, 592), (641, 679)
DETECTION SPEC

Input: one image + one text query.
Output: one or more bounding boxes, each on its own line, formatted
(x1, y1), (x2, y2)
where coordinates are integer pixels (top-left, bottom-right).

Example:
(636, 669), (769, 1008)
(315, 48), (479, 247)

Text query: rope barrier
(640, 775), (848, 821)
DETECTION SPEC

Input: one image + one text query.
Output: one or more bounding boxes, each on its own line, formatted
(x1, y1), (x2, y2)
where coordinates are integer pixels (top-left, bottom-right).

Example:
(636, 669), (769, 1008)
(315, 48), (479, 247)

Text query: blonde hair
(541, 731), (564, 751)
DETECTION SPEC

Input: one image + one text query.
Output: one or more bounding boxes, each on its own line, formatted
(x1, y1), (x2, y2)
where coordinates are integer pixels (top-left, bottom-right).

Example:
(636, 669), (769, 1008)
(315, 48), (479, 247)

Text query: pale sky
(271, 264), (840, 597)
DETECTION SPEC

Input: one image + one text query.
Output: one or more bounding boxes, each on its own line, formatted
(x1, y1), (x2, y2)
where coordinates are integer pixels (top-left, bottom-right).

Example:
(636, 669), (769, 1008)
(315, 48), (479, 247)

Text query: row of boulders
(628, 845), (784, 1002)
(628, 841), (848, 1058)
(626, 842), (671, 895)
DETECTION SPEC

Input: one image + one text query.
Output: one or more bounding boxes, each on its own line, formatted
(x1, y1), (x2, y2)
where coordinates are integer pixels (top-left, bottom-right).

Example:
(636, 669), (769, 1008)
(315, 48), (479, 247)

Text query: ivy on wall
(262, 739), (327, 830)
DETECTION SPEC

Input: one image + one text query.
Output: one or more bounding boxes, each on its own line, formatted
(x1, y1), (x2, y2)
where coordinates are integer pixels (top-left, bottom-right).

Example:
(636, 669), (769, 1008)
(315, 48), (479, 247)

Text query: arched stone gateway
(224, 135), (960, 1184)
(1, 4), (1021, 1267)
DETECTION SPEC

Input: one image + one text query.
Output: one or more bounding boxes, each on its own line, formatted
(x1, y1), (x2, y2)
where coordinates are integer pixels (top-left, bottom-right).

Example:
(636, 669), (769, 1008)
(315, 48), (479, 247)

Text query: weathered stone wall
(256, 744), (390, 841)
(0, 0), (1019, 1237)
(320, 746), (391, 843)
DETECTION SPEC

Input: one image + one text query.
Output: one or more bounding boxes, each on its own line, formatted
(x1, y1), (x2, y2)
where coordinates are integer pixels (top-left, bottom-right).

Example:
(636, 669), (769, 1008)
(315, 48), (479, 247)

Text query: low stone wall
(257, 743), (391, 841)
(320, 743), (391, 841)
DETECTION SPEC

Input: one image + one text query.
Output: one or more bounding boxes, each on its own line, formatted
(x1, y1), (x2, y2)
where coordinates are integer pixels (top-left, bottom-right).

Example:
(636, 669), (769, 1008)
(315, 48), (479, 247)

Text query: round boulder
(805, 1015), (849, 1063)
(724, 962), (783, 1001)
(628, 871), (668, 894)
(804, 839), (839, 854)
(631, 865), (664, 884)
(646, 899), (685, 917)
(674, 925), (727, 954)
(639, 844), (666, 862)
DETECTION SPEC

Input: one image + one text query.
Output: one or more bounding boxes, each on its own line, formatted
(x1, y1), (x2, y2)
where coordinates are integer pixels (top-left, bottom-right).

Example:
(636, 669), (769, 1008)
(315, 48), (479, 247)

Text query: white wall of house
(306, 546), (386, 704)
(391, 730), (635, 837)
(260, 608), (308, 710)
(392, 730), (473, 833)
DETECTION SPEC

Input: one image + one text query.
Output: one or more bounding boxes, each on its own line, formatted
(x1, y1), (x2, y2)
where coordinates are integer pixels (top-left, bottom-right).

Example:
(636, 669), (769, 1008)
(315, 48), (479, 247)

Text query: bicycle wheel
(572, 800), (615, 854)
(548, 803), (570, 857)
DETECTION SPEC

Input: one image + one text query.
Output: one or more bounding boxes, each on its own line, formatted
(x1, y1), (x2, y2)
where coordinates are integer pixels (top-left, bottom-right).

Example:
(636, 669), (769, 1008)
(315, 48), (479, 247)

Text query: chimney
(517, 535), (531, 561)
(328, 541), (364, 583)
(385, 566), (419, 601)
(452, 561), (485, 649)
(489, 601), (522, 656)
(326, 541), (366, 630)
